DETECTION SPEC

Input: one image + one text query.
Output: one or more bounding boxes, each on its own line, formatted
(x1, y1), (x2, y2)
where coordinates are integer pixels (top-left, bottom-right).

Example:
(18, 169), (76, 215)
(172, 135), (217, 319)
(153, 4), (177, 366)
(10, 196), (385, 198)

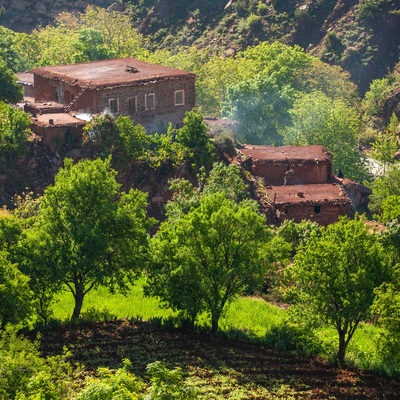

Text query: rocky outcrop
(0, 0), (119, 32)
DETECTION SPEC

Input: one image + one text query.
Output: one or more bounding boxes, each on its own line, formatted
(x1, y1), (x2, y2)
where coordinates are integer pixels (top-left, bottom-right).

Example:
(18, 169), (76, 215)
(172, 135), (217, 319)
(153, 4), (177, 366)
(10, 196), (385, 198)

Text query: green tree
(147, 193), (270, 333)
(165, 162), (249, 220)
(225, 74), (294, 145)
(175, 110), (215, 170)
(0, 59), (23, 104)
(284, 216), (388, 364)
(370, 113), (399, 173)
(0, 102), (30, 170)
(32, 158), (150, 320)
(276, 219), (321, 258)
(0, 251), (31, 328)
(72, 28), (114, 63)
(283, 91), (367, 181)
(362, 77), (392, 128)
(369, 164), (400, 216)
(372, 281), (400, 370)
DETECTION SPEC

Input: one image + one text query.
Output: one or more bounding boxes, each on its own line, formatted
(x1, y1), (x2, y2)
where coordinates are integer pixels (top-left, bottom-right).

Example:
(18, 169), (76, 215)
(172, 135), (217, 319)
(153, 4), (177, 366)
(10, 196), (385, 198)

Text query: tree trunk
(71, 284), (85, 320)
(211, 310), (220, 335)
(337, 331), (348, 365)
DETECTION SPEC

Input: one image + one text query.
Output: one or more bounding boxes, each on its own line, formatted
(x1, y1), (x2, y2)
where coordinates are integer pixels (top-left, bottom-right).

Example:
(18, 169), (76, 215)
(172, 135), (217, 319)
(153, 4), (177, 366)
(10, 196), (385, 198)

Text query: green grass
(52, 278), (175, 321)
(52, 280), (386, 373)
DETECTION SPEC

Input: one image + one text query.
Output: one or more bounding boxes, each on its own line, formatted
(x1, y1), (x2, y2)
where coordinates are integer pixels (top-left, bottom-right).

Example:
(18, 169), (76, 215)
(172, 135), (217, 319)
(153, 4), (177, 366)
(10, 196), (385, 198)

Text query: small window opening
(314, 205), (321, 214)
(109, 98), (119, 114)
(128, 97), (137, 113)
(174, 90), (185, 106)
(145, 93), (155, 110)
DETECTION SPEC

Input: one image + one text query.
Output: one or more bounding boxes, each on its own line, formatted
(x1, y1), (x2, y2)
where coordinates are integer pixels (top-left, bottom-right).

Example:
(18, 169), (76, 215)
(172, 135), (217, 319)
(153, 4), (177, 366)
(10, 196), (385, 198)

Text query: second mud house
(239, 145), (370, 225)
(29, 58), (196, 132)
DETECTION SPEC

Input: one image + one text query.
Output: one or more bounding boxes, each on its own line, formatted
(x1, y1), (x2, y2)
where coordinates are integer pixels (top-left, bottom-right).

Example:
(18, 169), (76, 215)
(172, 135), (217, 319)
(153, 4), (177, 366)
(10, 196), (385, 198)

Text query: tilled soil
(30, 319), (400, 399)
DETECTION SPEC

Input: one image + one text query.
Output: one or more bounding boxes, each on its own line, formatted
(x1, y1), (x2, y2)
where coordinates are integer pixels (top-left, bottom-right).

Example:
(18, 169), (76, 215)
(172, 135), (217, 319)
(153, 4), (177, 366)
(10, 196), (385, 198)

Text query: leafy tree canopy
(284, 216), (389, 364)
(175, 110), (216, 170)
(28, 157), (150, 320)
(33, 6), (146, 67)
(147, 193), (270, 333)
(0, 101), (30, 169)
(0, 59), (23, 104)
(283, 91), (367, 181)
(369, 163), (400, 217)
(166, 162), (249, 220)
(0, 250), (31, 329)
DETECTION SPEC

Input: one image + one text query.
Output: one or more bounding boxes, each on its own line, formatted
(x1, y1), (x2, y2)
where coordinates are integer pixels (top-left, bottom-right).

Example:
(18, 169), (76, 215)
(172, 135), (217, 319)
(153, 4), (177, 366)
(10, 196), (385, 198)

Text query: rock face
(0, 0), (118, 32)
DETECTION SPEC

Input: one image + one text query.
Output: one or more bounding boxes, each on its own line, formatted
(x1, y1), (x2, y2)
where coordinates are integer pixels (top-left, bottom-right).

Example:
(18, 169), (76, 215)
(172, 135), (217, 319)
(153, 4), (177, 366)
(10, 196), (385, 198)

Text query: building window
(174, 90), (185, 106)
(314, 205), (321, 214)
(128, 97), (137, 113)
(145, 93), (155, 110)
(109, 98), (119, 114)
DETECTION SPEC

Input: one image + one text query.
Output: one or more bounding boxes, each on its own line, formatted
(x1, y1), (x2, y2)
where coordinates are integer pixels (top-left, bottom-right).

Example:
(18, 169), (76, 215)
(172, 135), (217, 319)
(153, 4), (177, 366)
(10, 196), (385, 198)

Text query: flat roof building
(30, 58), (196, 132)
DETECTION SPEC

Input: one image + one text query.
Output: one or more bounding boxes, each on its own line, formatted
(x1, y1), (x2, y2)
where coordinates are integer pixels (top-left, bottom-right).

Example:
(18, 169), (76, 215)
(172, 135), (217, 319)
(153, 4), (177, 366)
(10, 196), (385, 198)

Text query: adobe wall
(275, 203), (350, 226)
(252, 161), (330, 186)
(97, 76), (195, 129)
(31, 125), (83, 154)
(34, 75), (56, 102)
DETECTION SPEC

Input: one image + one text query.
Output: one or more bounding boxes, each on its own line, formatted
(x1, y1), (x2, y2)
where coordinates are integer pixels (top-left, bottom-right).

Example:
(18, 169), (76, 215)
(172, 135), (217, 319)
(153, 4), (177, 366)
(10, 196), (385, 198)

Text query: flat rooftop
(240, 145), (330, 162)
(30, 58), (195, 89)
(268, 184), (350, 205)
(31, 113), (87, 128)
(16, 72), (34, 85)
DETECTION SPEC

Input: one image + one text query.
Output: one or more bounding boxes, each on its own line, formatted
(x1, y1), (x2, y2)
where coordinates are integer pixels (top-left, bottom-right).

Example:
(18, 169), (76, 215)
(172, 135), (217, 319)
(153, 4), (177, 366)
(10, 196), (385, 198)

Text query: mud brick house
(238, 145), (368, 226)
(30, 113), (87, 154)
(29, 58), (196, 132)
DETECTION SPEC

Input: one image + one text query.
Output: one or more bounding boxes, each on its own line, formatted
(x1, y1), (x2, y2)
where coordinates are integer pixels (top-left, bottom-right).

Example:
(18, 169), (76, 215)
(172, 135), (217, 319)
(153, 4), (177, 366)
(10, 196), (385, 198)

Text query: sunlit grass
(51, 279), (386, 373)
(52, 278), (175, 321)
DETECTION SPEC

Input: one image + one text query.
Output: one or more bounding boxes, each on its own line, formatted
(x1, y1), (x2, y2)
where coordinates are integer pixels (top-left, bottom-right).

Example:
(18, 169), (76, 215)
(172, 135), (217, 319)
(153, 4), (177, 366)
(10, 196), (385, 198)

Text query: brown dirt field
(31, 320), (400, 399)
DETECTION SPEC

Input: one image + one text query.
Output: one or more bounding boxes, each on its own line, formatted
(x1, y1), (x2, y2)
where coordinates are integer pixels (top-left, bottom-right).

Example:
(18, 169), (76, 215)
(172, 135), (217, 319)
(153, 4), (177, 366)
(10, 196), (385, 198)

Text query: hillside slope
(0, 0), (399, 93)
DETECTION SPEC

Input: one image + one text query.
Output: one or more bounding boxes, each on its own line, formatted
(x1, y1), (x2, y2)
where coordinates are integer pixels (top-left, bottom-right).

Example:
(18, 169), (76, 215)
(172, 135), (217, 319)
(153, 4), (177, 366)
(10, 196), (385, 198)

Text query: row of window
(108, 90), (185, 115)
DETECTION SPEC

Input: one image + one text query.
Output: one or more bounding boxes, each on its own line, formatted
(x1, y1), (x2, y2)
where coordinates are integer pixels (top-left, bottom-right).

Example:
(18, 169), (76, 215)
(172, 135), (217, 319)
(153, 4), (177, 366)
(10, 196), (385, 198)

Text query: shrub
(145, 361), (196, 400)
(76, 360), (142, 400)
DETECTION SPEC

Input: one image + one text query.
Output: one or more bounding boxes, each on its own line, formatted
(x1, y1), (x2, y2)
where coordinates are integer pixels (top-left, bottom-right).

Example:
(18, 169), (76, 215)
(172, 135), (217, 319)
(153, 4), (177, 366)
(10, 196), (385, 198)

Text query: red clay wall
(252, 161), (330, 185)
(31, 125), (83, 154)
(34, 75), (56, 102)
(97, 76), (195, 130)
(275, 203), (350, 226)
(34, 75), (195, 130)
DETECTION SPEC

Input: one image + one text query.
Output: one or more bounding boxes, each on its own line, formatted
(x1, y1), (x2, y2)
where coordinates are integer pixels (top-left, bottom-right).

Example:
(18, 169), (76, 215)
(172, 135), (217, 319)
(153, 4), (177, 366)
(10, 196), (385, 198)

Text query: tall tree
(0, 210), (31, 328)
(32, 158), (150, 320)
(283, 91), (367, 181)
(284, 216), (388, 364)
(175, 110), (215, 170)
(0, 59), (23, 104)
(0, 102), (30, 171)
(147, 193), (270, 333)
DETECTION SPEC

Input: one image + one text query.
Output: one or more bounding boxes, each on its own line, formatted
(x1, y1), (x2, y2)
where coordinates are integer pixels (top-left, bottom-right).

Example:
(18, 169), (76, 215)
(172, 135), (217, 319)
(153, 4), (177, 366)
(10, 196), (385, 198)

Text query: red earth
(30, 319), (400, 399)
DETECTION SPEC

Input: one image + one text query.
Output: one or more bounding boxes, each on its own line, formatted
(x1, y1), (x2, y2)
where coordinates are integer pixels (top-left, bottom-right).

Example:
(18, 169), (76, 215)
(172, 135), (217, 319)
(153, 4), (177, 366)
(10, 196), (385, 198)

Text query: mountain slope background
(0, 0), (399, 94)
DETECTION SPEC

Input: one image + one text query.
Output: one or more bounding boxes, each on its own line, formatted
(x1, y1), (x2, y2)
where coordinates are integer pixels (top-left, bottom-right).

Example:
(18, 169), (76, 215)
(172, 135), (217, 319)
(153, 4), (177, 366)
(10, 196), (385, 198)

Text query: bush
(0, 330), (73, 400)
(145, 361), (196, 400)
(356, 0), (383, 21)
(265, 324), (322, 356)
(76, 360), (142, 400)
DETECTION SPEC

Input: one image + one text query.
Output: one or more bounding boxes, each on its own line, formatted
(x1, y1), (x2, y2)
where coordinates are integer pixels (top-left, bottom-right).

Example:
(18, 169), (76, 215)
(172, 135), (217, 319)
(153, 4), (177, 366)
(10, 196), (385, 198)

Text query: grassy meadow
(50, 278), (386, 375)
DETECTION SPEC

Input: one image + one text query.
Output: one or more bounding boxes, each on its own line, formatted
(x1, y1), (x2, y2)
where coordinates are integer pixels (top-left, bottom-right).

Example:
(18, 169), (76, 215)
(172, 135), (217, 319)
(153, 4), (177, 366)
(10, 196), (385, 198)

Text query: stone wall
(275, 203), (350, 226)
(34, 74), (196, 131)
(251, 160), (330, 186)
(0, 0), (116, 32)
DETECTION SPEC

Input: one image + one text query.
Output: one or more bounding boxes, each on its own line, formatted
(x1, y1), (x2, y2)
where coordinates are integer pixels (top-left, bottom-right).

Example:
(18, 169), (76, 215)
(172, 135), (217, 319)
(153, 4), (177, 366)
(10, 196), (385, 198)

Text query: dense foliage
(284, 216), (389, 364)
(21, 158), (151, 320)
